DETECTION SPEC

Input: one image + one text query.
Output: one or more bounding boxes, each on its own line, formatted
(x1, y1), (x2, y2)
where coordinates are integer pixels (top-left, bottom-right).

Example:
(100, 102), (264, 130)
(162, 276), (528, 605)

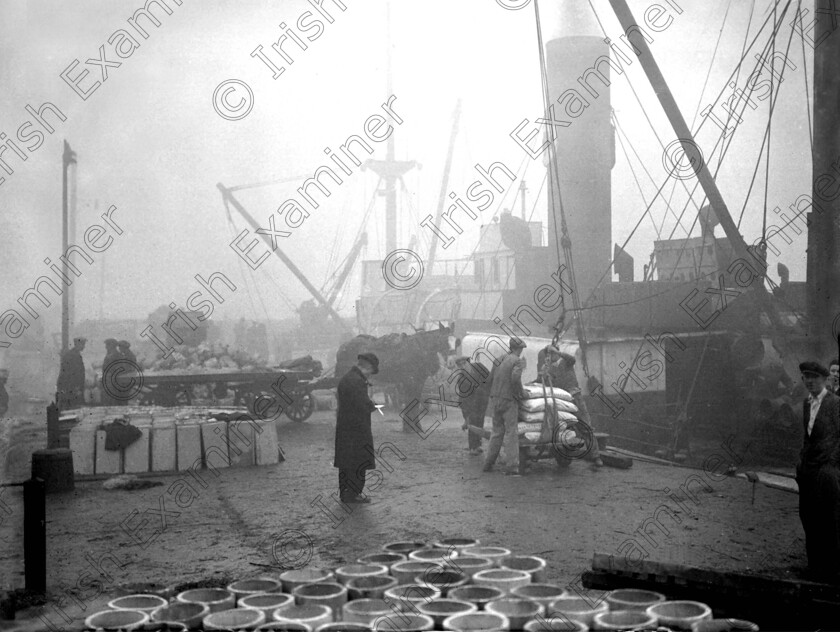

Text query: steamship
(353, 0), (835, 462)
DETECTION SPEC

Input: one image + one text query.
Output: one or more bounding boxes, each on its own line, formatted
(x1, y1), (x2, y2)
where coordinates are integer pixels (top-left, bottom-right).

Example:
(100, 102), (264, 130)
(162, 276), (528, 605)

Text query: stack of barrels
(81, 538), (758, 631)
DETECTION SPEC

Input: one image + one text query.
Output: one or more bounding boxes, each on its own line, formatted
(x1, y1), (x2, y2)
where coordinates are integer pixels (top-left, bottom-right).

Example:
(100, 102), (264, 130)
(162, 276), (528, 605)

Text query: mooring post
(23, 478), (46, 594)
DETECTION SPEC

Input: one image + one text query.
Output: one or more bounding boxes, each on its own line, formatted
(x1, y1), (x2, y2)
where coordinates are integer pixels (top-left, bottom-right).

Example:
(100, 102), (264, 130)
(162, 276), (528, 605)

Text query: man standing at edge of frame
(334, 353), (380, 504)
(796, 360), (840, 581)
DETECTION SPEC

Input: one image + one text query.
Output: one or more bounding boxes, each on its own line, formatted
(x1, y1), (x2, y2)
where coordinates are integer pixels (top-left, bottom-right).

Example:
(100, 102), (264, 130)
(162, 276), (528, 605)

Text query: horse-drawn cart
(116, 368), (334, 422)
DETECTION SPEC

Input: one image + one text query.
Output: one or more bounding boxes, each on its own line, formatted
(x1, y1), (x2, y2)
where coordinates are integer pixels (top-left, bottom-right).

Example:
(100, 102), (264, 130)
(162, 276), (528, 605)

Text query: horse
(335, 324), (452, 412)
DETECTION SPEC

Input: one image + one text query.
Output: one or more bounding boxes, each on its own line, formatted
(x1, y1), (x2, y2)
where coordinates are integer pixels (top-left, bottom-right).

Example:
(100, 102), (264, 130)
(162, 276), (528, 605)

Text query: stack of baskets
(82, 538), (758, 631)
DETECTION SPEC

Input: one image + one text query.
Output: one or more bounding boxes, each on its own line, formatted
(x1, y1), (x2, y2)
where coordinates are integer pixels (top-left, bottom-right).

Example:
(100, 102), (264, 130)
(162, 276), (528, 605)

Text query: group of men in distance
(333, 337), (601, 503)
(55, 336), (137, 410)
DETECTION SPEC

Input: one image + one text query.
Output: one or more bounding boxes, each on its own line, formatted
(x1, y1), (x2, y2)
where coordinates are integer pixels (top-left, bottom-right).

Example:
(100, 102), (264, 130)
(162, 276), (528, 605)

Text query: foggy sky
(0, 0), (815, 334)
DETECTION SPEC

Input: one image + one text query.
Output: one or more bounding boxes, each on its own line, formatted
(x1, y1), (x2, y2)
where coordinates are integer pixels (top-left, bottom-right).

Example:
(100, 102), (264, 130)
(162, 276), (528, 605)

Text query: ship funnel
(545, 17), (614, 303)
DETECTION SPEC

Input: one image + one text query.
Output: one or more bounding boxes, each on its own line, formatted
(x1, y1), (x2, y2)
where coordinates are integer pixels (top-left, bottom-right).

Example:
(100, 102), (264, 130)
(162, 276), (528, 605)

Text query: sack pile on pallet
(517, 383), (579, 444)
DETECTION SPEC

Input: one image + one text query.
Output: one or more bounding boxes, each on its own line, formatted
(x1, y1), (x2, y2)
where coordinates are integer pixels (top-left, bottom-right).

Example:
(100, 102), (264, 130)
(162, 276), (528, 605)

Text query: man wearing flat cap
(796, 360), (840, 580)
(334, 353), (380, 503)
(56, 337), (87, 410)
(484, 337), (527, 475)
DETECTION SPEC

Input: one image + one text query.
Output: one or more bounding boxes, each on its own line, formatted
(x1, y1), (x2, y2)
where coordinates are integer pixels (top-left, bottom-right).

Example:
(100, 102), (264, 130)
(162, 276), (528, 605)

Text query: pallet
(582, 552), (840, 630)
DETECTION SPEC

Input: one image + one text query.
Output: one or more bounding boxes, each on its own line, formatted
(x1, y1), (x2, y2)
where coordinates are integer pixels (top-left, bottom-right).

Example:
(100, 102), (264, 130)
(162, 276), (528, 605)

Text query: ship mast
(364, 3), (416, 254)
(807, 0), (840, 353)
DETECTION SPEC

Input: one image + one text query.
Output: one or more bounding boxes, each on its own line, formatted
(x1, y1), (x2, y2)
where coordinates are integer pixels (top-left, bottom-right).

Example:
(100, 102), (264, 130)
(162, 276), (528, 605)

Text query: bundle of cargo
(517, 382), (578, 438)
(79, 539), (762, 631)
(143, 342), (271, 373)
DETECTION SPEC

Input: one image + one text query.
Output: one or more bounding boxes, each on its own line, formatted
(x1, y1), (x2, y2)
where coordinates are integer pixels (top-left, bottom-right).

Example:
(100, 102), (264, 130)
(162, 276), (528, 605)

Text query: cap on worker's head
(118, 340), (131, 348)
(800, 361), (829, 377)
(357, 353), (380, 374)
(73, 336), (87, 346)
(105, 338), (118, 346)
(454, 355), (470, 365)
(509, 337), (527, 350)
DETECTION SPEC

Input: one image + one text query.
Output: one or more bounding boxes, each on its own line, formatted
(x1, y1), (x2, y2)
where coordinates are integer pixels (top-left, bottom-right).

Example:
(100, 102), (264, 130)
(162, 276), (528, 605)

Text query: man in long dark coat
(796, 360), (840, 580)
(334, 353), (379, 503)
(56, 337), (87, 410)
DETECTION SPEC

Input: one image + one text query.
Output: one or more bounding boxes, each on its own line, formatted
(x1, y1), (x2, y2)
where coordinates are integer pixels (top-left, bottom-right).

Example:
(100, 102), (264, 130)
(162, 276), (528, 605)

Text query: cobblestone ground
(0, 407), (802, 630)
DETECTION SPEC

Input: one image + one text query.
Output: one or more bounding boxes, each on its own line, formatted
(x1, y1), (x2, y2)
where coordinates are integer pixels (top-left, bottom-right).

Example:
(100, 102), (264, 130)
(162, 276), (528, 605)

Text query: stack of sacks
(517, 383), (578, 442)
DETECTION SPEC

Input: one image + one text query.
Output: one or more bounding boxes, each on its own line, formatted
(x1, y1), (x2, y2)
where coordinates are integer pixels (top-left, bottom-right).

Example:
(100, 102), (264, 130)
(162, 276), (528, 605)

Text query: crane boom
(217, 182), (351, 334)
(428, 100), (462, 269)
(326, 231), (368, 307)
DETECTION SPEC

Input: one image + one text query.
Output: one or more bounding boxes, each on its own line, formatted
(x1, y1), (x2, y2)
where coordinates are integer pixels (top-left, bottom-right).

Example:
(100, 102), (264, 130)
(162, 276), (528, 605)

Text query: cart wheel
(554, 452), (572, 468)
(285, 389), (315, 422)
(552, 421), (594, 462)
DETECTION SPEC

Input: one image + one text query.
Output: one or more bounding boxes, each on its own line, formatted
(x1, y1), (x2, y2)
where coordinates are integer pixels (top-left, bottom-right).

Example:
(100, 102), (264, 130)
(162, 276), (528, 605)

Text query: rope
(612, 112), (663, 239)
(658, 1), (793, 281)
(586, 0), (704, 235)
(691, 0), (735, 129)
(797, 0), (813, 151)
(534, 0), (590, 375)
(735, 1), (798, 229)
(718, 0), (758, 160)
(762, 0), (778, 242)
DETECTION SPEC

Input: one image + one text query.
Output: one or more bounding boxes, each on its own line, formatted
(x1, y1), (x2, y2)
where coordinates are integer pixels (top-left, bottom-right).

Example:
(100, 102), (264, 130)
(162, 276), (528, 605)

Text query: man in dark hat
(796, 360), (840, 580)
(56, 337), (87, 410)
(118, 340), (137, 365)
(334, 353), (380, 503)
(483, 337), (527, 475)
(454, 356), (491, 455)
(101, 339), (122, 406)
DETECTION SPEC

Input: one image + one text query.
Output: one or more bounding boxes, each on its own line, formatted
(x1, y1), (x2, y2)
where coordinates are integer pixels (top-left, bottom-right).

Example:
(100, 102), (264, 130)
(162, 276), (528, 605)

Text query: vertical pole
(384, 3), (397, 254)
(24, 478), (46, 594)
(809, 0), (840, 351)
(427, 100), (461, 269)
(519, 180), (528, 220)
(61, 142), (71, 354)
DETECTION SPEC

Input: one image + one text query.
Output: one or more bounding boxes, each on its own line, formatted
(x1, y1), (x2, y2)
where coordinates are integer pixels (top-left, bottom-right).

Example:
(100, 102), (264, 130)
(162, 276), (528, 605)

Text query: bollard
(23, 478), (46, 594)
